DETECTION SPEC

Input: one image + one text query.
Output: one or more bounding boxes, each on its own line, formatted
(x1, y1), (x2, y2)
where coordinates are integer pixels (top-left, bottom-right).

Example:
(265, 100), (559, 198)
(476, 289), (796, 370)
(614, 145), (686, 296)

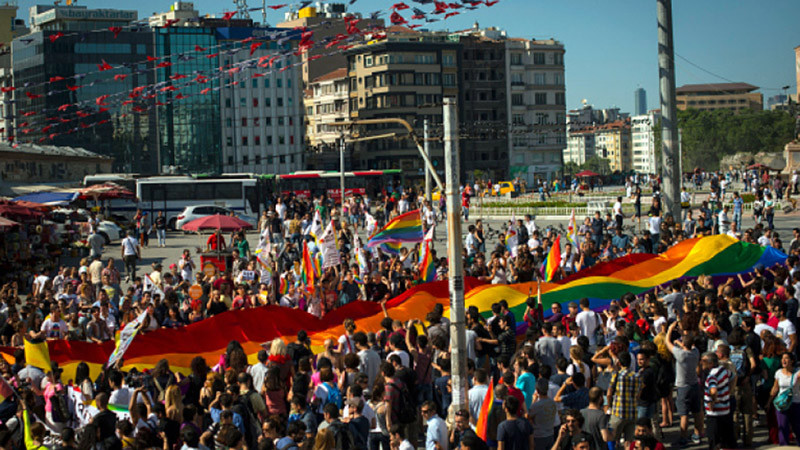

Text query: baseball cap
(572, 434), (590, 446)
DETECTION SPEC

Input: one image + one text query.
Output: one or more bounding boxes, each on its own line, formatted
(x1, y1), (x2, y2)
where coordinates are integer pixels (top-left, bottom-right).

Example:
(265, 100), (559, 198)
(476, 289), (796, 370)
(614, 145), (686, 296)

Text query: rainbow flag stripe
(380, 241), (402, 256)
(1, 236), (782, 384)
(476, 380), (495, 441)
(366, 209), (423, 247)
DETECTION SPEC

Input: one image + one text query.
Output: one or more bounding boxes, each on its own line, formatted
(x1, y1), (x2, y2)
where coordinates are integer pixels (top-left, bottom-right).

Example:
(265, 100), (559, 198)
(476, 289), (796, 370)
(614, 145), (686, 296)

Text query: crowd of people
(0, 171), (799, 450)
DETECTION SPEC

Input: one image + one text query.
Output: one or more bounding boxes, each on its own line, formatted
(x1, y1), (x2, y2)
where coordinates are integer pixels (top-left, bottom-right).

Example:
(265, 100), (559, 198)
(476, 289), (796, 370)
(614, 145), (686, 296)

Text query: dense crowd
(0, 170), (799, 450)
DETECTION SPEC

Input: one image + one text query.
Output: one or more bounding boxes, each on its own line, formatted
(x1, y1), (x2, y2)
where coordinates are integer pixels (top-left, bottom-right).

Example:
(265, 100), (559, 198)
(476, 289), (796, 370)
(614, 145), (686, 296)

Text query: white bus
(136, 175), (263, 229)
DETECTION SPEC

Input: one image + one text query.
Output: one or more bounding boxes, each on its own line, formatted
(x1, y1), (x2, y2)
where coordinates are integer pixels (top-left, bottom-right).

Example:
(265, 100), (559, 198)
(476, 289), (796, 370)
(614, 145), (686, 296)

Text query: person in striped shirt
(702, 352), (737, 450)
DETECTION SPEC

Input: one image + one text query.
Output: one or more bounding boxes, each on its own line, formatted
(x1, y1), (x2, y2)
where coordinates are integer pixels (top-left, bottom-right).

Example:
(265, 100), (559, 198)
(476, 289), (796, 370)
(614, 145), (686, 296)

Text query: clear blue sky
(16, 0), (799, 112)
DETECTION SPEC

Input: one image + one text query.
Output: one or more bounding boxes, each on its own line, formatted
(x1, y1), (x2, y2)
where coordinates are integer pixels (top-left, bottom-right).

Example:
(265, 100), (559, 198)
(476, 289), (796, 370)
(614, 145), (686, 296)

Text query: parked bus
(277, 169), (401, 201)
(136, 175), (271, 229)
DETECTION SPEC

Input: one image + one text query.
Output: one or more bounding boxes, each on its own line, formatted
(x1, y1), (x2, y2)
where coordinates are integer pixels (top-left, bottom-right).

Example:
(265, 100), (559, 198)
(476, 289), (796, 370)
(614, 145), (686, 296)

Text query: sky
(14, 0), (800, 113)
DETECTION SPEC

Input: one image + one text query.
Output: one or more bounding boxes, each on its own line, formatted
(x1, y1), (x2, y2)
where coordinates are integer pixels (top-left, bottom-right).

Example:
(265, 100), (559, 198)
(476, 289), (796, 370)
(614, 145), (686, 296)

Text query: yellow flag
(24, 339), (51, 371)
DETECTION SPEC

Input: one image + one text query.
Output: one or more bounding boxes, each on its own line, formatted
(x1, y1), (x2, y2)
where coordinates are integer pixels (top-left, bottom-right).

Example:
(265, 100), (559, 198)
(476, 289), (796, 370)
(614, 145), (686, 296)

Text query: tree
(583, 155), (611, 175)
(677, 109), (794, 171)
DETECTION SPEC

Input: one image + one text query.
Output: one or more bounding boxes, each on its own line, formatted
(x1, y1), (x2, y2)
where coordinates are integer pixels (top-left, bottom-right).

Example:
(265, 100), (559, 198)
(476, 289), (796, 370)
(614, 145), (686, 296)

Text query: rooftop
(0, 143), (110, 159)
(676, 82), (758, 94)
(312, 67), (348, 84)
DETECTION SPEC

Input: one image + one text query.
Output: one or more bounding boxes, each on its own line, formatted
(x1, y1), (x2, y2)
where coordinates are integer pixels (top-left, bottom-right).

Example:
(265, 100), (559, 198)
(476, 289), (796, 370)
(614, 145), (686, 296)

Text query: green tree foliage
(676, 108), (794, 171)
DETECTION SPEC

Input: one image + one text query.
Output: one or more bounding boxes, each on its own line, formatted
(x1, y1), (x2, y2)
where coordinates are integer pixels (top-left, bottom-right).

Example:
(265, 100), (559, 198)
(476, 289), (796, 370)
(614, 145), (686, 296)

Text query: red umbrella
(575, 170), (599, 177)
(182, 214), (253, 232)
(747, 163), (767, 170)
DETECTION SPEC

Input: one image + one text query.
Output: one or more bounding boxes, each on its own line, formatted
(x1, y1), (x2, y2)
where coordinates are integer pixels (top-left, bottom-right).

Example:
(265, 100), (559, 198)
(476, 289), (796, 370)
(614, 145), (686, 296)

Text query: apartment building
(676, 82), (762, 112)
(304, 67), (350, 170)
(506, 37), (566, 183)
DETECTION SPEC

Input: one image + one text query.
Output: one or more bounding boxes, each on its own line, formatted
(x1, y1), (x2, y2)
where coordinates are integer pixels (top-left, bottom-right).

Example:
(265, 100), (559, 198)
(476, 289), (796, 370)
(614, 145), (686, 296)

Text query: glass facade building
(12, 29), (158, 173)
(153, 27), (221, 174)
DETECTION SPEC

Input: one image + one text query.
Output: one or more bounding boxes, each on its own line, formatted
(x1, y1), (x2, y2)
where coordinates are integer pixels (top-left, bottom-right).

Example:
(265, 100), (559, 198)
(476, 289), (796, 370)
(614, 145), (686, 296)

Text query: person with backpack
(724, 329), (758, 447)
(322, 403), (354, 449)
(313, 368), (343, 418)
(769, 352), (800, 445)
(30, 363), (70, 432)
(381, 361), (417, 449)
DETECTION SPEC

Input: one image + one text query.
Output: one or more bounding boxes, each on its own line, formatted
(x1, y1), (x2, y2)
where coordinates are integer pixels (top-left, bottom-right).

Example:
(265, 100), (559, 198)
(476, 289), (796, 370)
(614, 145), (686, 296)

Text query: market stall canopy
(79, 182), (135, 200)
(575, 170), (599, 177)
(13, 191), (77, 206)
(0, 201), (45, 220)
(182, 214), (253, 232)
(0, 217), (19, 228)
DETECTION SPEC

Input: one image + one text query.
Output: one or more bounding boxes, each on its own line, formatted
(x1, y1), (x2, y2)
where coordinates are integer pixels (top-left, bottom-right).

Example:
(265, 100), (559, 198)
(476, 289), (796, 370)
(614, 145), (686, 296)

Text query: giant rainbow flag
(2, 236), (783, 383)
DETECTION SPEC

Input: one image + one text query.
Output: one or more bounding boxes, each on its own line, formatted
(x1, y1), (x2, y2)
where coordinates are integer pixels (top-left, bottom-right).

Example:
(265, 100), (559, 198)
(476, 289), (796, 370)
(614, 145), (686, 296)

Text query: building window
(253, 98), (259, 107)
(278, 117), (284, 126)
(277, 79), (283, 88)
(255, 155), (261, 165)
(279, 155), (286, 163)
(533, 52), (545, 64)
(267, 136), (273, 144)
(555, 92), (565, 105)
(288, 97), (293, 106)
(253, 117), (260, 126)
(264, 79), (270, 88)
(511, 94), (524, 106)
(255, 136), (261, 145)
(443, 73), (455, 86)
(512, 114), (525, 125)
(242, 136), (248, 146)
(277, 97), (283, 107)
(535, 93), (547, 105)
(290, 135), (294, 144)
(228, 156), (234, 165)
(225, 98), (231, 108)
(265, 98), (271, 107)
(241, 117), (247, 126)
(265, 117), (271, 125)
(287, 79), (292, 88)
(443, 54), (455, 67)
(289, 117), (293, 126)
(226, 137), (233, 146)
(554, 53), (564, 65)
(536, 113), (548, 124)
(534, 73), (546, 85)
(279, 136), (285, 144)
(226, 118), (232, 127)
(243, 155), (249, 165)
(252, 79), (258, 89)
(510, 53), (522, 65)
(240, 97), (246, 107)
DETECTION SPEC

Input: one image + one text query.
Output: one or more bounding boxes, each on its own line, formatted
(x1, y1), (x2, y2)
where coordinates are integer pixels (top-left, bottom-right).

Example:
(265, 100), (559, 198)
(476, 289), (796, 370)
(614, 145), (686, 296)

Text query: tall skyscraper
(634, 87), (647, 115)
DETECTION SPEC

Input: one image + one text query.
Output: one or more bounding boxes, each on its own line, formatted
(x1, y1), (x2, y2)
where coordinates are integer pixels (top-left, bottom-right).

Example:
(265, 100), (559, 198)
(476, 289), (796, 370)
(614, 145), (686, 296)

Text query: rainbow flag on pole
(301, 241), (315, 290)
(366, 210), (424, 247)
(475, 381), (495, 441)
(419, 241), (436, 283)
(541, 235), (561, 282)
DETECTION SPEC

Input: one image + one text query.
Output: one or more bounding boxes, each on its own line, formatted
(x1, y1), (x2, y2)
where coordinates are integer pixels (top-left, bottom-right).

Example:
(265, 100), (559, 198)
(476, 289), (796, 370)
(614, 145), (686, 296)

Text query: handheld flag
(379, 241), (402, 256)
(24, 339), (51, 371)
(366, 210), (423, 248)
(567, 209), (577, 245)
(0, 376), (15, 403)
(106, 310), (148, 368)
(475, 381), (495, 441)
(419, 241), (436, 283)
(301, 241), (315, 291)
(541, 235), (561, 282)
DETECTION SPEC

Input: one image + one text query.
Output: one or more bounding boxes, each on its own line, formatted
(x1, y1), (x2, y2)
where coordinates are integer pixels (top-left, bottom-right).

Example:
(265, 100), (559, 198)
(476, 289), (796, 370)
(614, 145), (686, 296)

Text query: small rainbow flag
(541, 235), (561, 282)
(301, 240), (315, 290)
(366, 209), (423, 248)
(354, 274), (364, 285)
(278, 276), (288, 295)
(419, 241), (436, 283)
(380, 241), (402, 256)
(475, 380), (495, 441)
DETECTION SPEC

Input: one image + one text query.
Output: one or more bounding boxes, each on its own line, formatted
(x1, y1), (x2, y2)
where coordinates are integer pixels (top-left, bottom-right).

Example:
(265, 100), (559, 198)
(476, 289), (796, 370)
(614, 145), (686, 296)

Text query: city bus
(277, 169), (401, 202)
(136, 174), (271, 229)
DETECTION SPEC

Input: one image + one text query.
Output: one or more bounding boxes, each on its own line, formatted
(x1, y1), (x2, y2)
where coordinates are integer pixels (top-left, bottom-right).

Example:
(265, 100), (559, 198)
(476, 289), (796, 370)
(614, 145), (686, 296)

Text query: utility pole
(443, 97), (468, 416)
(339, 134), (346, 205)
(657, 0), (680, 219)
(424, 117), (432, 202)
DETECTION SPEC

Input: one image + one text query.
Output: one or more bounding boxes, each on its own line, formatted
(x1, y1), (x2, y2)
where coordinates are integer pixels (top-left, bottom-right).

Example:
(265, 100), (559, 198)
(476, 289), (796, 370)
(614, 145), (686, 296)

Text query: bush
(482, 201), (587, 208)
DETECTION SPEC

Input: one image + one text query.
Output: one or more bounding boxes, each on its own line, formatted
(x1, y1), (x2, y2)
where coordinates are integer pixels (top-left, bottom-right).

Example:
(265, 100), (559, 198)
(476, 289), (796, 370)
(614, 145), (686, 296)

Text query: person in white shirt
(120, 230), (140, 282)
(612, 196), (624, 230)
(247, 350), (269, 394)
(524, 214), (537, 236)
(718, 205), (731, 235)
(390, 425), (415, 450)
(41, 307), (67, 339)
(421, 400), (449, 450)
(467, 369), (490, 422)
(775, 303), (797, 352)
(275, 198), (287, 220)
(575, 298), (602, 350)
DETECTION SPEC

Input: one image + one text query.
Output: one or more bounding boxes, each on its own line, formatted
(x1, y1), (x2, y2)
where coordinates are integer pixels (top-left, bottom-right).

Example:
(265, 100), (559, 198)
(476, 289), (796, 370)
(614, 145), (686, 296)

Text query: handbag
(774, 371), (796, 412)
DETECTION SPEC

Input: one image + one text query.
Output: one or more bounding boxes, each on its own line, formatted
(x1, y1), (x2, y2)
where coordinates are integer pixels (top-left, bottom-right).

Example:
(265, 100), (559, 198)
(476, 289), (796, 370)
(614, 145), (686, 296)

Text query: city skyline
(11, 0), (798, 114)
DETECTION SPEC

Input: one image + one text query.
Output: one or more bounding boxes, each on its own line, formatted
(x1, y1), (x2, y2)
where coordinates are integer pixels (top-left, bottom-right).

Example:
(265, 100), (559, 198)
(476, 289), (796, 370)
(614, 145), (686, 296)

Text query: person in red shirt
(501, 371), (526, 415)
(206, 229), (226, 252)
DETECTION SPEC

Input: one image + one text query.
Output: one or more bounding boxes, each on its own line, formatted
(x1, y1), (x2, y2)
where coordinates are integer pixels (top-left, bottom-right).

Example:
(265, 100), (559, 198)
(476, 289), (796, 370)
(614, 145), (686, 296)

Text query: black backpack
(327, 421), (353, 450)
(388, 381), (417, 425)
(236, 391), (262, 449)
(50, 387), (71, 424)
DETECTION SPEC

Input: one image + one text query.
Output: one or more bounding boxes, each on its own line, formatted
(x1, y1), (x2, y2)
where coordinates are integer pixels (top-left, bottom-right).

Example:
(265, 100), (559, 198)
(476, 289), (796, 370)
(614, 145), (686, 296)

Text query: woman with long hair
(770, 352), (800, 445)
(268, 338), (294, 384)
(263, 366), (287, 418)
(75, 361), (94, 401)
(165, 384), (184, 422)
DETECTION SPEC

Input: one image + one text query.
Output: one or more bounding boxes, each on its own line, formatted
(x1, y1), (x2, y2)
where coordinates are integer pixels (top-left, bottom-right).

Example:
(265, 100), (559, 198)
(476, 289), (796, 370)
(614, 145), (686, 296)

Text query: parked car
(174, 205), (257, 231)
